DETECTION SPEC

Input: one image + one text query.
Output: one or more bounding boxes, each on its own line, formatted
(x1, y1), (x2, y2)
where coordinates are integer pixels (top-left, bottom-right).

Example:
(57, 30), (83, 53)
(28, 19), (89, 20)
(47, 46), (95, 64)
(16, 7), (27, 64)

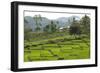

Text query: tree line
(69, 15), (90, 36)
(24, 14), (90, 40)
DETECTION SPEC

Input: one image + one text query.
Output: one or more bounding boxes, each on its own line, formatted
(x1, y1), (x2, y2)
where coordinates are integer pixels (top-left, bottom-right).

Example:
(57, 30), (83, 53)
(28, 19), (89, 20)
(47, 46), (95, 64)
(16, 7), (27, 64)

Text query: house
(59, 26), (70, 32)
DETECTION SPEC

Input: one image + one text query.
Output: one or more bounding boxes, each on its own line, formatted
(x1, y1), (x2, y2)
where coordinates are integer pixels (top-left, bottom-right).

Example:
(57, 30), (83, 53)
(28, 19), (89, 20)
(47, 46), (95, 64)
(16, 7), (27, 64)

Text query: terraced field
(24, 35), (90, 62)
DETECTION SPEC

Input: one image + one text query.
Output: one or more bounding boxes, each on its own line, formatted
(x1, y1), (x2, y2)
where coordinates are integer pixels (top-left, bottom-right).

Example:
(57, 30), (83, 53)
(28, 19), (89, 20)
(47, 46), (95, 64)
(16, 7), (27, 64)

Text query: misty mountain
(24, 16), (80, 31)
(24, 16), (50, 31)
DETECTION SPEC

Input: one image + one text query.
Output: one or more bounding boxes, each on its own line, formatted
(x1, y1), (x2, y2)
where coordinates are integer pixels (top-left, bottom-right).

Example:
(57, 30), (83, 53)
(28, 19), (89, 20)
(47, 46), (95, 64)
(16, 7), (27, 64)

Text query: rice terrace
(24, 11), (90, 62)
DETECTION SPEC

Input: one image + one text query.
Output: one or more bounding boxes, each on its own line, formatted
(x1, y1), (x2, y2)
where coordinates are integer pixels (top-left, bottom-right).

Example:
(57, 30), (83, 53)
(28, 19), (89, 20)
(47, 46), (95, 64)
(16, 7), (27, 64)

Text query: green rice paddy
(24, 34), (90, 62)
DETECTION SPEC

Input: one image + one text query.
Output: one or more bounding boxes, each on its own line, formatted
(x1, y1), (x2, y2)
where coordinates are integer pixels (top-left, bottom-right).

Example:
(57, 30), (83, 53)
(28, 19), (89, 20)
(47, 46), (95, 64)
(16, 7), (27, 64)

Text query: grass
(24, 32), (90, 62)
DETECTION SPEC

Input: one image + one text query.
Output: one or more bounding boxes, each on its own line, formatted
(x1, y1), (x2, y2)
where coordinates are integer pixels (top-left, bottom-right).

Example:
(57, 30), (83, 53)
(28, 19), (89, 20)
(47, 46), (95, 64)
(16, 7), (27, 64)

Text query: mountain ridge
(24, 16), (80, 31)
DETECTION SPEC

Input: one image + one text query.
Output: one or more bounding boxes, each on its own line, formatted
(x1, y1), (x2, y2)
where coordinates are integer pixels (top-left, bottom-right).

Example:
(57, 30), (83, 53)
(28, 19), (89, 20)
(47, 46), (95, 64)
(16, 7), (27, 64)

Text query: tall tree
(33, 14), (42, 32)
(69, 17), (81, 36)
(44, 20), (57, 33)
(80, 15), (90, 35)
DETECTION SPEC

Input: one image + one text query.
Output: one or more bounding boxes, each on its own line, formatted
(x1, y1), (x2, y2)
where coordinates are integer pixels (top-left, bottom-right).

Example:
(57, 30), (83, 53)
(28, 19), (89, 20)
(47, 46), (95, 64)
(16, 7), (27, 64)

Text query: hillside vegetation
(24, 15), (90, 62)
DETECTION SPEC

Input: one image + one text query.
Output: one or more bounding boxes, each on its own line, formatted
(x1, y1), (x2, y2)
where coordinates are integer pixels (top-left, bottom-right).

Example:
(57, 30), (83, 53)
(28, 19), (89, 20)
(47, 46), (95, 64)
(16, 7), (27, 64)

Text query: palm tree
(33, 14), (42, 32)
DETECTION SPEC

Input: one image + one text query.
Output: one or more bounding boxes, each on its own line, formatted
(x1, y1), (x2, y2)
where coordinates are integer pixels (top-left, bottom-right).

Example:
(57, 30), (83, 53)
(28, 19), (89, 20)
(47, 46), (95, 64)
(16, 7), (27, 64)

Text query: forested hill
(24, 15), (80, 31)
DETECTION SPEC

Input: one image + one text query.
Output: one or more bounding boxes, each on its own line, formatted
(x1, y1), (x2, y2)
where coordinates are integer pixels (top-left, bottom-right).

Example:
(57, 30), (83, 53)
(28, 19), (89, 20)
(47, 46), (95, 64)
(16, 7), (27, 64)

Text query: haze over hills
(24, 16), (80, 31)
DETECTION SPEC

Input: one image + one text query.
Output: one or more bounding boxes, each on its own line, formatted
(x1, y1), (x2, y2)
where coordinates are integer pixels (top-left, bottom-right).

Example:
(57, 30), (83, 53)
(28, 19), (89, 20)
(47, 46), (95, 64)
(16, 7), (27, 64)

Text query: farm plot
(24, 37), (90, 62)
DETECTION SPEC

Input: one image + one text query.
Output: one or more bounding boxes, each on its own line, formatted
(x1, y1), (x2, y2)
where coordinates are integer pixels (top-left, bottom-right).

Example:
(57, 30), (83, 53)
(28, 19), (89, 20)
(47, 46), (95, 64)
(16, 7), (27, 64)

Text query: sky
(24, 11), (90, 20)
